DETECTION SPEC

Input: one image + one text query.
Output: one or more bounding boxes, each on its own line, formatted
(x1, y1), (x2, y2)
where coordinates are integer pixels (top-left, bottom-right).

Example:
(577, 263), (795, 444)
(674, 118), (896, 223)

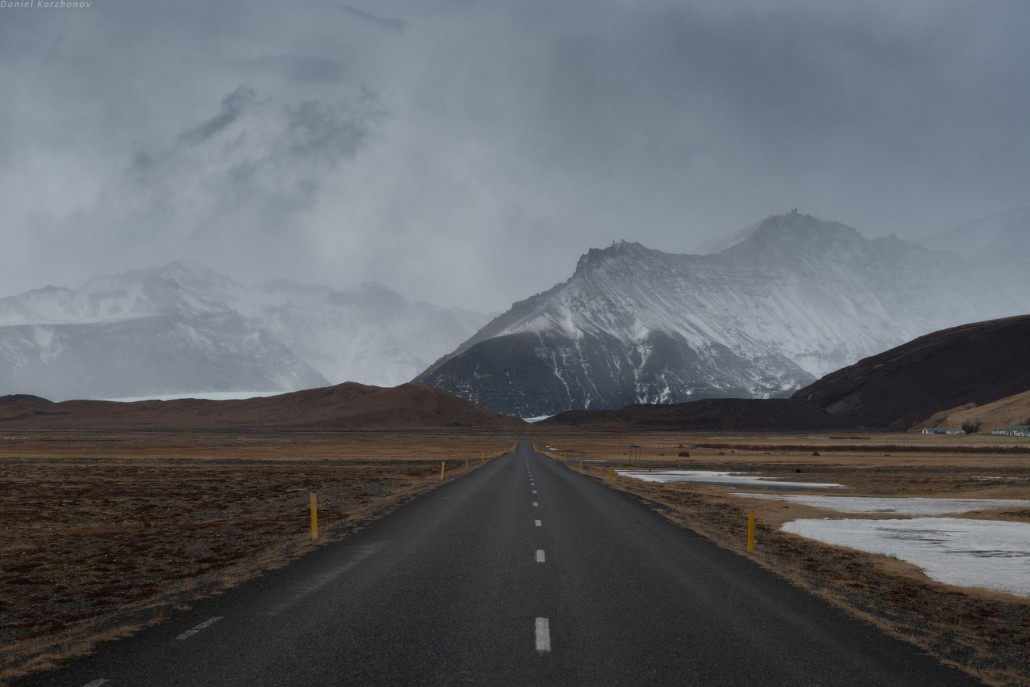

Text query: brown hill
(0, 383), (524, 431)
(792, 315), (1030, 429)
(920, 389), (1030, 433)
(541, 398), (843, 431)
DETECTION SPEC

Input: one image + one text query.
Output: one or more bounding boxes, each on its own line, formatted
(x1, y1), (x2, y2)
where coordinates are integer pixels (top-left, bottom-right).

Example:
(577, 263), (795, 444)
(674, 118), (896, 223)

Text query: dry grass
(926, 392), (1030, 433)
(0, 430), (516, 685)
(533, 431), (1030, 687)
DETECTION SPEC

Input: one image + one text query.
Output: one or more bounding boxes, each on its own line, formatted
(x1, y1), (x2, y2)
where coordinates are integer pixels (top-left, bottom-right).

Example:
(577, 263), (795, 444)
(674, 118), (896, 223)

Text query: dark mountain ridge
(792, 315), (1030, 429)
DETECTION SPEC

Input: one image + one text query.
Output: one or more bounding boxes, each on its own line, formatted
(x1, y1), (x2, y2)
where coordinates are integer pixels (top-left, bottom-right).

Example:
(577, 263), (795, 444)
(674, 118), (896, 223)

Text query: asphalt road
(16, 442), (982, 686)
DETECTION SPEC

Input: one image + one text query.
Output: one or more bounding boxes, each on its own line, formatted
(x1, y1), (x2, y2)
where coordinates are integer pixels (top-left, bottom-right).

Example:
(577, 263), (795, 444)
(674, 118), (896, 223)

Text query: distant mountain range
(0, 382), (523, 430)
(419, 210), (1029, 417)
(4, 207), (1027, 410)
(0, 261), (487, 400)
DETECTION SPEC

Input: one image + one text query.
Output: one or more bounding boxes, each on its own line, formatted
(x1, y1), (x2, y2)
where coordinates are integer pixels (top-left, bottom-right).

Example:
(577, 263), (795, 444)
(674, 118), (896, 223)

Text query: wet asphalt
(14, 441), (983, 686)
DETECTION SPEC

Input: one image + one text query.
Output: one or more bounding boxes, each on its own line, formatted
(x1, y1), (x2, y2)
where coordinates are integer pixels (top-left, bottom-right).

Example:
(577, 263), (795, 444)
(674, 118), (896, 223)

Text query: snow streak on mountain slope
(419, 212), (1023, 417)
(0, 261), (488, 400)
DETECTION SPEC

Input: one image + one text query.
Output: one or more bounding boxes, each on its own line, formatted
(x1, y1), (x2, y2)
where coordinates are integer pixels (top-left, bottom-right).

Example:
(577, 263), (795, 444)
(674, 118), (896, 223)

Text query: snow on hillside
(0, 263), (489, 399)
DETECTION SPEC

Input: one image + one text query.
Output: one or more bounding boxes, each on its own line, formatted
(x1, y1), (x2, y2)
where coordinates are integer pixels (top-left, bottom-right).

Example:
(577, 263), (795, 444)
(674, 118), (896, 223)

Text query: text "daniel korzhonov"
(1, 1), (92, 7)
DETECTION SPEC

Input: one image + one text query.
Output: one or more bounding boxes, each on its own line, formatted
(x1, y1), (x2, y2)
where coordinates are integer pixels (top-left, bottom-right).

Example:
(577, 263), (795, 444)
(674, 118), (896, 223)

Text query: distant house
(991, 425), (1030, 437)
(921, 427), (964, 435)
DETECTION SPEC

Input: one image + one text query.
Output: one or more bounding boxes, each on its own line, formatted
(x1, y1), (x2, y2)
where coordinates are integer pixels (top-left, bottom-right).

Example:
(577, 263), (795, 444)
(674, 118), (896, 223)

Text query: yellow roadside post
(747, 511), (756, 553)
(608, 468), (613, 483)
(310, 493), (318, 541)
(579, 460), (583, 473)
(440, 461), (446, 481)
(465, 457), (469, 471)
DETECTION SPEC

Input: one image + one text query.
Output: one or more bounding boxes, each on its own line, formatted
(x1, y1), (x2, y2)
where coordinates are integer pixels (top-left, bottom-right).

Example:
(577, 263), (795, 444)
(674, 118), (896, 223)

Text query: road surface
(15, 442), (982, 686)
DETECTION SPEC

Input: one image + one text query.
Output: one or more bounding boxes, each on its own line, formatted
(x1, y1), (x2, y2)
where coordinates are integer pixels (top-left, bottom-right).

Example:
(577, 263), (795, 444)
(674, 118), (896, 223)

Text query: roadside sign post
(310, 493), (319, 541)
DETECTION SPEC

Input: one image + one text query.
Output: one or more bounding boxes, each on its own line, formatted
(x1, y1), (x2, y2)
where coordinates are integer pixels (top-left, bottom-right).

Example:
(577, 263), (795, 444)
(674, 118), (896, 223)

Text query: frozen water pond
(733, 494), (1030, 515)
(782, 518), (1030, 597)
(617, 470), (843, 490)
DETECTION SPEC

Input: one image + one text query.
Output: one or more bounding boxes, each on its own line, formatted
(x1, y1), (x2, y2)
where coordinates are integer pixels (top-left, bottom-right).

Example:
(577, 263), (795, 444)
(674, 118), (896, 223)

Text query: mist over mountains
(419, 210), (1029, 417)
(920, 206), (1030, 308)
(2, 208), (1027, 410)
(0, 262), (487, 401)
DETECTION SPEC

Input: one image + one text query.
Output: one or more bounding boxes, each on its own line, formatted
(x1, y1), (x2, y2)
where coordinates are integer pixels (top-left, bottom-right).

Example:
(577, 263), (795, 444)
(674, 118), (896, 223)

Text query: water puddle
(733, 494), (1030, 515)
(782, 518), (1030, 597)
(617, 470), (843, 491)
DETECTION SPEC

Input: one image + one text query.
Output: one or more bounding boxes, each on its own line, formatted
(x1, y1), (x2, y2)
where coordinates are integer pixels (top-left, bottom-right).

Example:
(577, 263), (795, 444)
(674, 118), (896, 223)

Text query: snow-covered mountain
(0, 261), (488, 400)
(418, 211), (1025, 417)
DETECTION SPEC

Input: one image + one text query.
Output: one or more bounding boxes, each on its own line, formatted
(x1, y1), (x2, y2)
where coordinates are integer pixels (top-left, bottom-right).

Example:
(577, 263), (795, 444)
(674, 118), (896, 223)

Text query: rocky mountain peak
(574, 240), (654, 275)
(739, 212), (860, 248)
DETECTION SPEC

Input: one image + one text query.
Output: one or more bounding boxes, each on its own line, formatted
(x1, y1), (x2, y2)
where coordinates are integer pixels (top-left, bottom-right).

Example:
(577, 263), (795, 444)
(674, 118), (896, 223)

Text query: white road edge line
(81, 680), (109, 687)
(536, 549), (545, 563)
(535, 617), (551, 653)
(535, 519), (542, 527)
(175, 616), (223, 640)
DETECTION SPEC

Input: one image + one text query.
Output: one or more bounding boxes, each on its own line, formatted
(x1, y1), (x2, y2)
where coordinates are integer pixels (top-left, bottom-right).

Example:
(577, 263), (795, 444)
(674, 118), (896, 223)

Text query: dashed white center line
(175, 616), (223, 640)
(81, 680), (109, 687)
(536, 549), (546, 563)
(535, 617), (551, 653)
(533, 501), (538, 507)
(535, 519), (542, 527)
(532, 490), (538, 494)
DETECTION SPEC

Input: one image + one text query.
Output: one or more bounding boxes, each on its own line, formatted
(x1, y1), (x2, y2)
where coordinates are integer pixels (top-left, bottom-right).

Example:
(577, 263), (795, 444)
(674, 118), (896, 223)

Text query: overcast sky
(2, 0), (1028, 311)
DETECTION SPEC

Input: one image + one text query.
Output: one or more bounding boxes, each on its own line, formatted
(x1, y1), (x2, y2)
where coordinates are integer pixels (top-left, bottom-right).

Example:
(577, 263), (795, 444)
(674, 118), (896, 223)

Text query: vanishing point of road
(16, 442), (982, 686)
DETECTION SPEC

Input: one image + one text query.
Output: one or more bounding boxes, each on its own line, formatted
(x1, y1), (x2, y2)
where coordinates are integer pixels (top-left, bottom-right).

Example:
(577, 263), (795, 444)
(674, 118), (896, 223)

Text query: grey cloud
(179, 86), (258, 145)
(336, 4), (409, 33)
(122, 84), (382, 248)
(238, 54), (349, 83)
(131, 150), (155, 170)
(2, 0), (1029, 313)
(286, 100), (372, 161)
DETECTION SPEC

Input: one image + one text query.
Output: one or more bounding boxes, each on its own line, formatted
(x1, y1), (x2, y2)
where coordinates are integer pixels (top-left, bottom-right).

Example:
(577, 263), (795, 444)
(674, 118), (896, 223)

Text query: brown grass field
(0, 430), (517, 685)
(532, 431), (1030, 687)
(2, 429), (1028, 686)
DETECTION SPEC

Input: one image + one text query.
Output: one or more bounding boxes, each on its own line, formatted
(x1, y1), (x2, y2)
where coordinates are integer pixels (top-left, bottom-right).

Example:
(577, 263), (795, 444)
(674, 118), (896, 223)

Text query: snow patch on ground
(782, 518), (1030, 597)
(618, 470), (844, 490)
(733, 494), (1030, 515)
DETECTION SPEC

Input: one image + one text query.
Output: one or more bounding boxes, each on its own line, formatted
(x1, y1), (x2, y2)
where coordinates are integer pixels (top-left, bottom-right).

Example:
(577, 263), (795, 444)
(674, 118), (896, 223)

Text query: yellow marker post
(440, 461), (446, 481)
(481, 451), (484, 464)
(310, 493), (319, 541)
(579, 460), (583, 473)
(465, 457), (469, 471)
(747, 511), (756, 553)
